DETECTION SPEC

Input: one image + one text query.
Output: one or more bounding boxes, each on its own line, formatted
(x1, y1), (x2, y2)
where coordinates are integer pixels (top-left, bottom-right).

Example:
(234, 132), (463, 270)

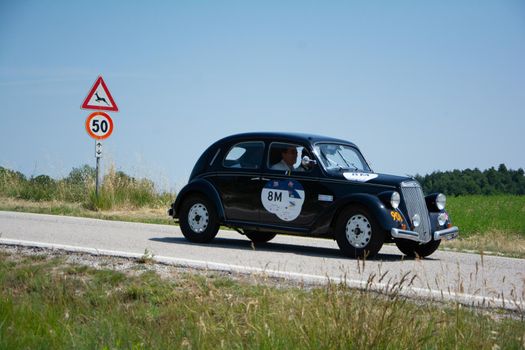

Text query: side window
(223, 141), (264, 169)
(267, 142), (312, 173)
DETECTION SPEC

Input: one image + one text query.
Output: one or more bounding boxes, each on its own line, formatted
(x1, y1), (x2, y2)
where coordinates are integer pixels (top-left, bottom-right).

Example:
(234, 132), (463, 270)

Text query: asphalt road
(1, 211), (523, 311)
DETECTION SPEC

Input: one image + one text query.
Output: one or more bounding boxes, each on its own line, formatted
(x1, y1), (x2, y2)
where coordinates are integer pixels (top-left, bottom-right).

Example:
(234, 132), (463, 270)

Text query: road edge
(1, 237), (522, 312)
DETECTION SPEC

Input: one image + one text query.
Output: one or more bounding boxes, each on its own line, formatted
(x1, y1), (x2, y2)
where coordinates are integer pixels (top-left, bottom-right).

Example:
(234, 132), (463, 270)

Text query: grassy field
(447, 195), (525, 238)
(0, 249), (524, 349)
(441, 195), (525, 257)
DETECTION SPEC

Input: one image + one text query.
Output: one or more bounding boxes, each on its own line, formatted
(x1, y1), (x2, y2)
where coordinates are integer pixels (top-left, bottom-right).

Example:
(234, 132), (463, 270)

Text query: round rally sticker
(261, 180), (305, 221)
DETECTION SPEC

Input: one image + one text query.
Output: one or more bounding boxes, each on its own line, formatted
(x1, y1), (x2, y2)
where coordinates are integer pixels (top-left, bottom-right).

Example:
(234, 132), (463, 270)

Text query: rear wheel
(179, 194), (219, 243)
(335, 206), (384, 259)
(244, 230), (276, 243)
(395, 239), (441, 258)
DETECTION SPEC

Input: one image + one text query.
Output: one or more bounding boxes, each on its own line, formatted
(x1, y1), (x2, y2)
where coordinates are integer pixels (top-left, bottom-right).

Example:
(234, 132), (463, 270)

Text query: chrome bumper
(391, 226), (459, 243)
(433, 226), (459, 241)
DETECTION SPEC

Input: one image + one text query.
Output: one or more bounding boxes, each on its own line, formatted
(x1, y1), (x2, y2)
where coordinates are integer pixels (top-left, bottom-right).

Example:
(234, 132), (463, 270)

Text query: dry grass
(441, 230), (525, 258)
(0, 196), (172, 225)
(1, 249), (524, 349)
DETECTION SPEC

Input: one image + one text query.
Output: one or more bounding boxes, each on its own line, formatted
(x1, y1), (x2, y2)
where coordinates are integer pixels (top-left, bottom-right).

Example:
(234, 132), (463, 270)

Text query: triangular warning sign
(81, 76), (119, 112)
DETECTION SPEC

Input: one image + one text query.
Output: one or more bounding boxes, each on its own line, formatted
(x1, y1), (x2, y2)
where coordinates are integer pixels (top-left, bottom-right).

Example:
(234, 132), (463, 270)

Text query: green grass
(0, 251), (524, 349)
(447, 195), (525, 237)
(0, 197), (174, 225)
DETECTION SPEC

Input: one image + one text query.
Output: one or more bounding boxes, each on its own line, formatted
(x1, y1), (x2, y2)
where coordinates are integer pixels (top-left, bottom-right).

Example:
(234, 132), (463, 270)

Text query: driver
(270, 146), (298, 171)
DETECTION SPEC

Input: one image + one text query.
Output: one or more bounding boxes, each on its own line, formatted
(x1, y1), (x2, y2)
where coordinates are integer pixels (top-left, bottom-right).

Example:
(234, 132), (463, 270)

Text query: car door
(259, 142), (334, 229)
(209, 141), (266, 223)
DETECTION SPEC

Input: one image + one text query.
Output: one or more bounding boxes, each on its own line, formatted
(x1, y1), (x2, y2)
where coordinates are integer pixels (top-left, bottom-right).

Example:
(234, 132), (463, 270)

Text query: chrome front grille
(401, 181), (431, 243)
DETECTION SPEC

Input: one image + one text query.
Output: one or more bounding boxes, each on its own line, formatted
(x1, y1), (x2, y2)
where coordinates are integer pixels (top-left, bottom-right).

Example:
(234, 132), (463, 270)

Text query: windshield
(313, 143), (371, 172)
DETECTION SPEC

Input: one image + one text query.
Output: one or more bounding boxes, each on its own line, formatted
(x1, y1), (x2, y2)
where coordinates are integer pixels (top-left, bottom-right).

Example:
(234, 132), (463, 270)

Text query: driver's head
(281, 146), (298, 166)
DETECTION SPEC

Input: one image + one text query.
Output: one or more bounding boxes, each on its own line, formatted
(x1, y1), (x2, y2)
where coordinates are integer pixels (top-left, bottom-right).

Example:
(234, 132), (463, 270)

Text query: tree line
(415, 164), (525, 196)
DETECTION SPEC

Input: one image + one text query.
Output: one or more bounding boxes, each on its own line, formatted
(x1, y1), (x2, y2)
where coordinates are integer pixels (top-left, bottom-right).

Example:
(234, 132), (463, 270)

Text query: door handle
(261, 177), (270, 181)
(250, 177), (260, 181)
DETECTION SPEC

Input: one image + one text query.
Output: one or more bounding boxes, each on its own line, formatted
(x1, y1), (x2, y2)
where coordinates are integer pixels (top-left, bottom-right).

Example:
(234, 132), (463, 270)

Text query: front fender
(332, 193), (399, 232)
(170, 178), (225, 220)
(428, 210), (453, 231)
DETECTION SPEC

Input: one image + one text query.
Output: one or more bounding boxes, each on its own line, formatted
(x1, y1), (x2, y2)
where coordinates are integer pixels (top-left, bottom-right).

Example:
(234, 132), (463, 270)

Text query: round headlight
(436, 193), (446, 210)
(412, 214), (421, 228)
(438, 212), (448, 226)
(390, 191), (400, 209)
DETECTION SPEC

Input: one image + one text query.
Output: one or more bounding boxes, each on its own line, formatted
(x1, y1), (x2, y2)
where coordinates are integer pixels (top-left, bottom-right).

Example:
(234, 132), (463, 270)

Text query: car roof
(215, 132), (358, 147)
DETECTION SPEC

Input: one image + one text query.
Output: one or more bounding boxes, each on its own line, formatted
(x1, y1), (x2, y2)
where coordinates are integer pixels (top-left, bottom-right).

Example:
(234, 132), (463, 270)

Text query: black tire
(245, 230), (276, 243)
(395, 239), (441, 258)
(179, 194), (219, 243)
(335, 206), (384, 259)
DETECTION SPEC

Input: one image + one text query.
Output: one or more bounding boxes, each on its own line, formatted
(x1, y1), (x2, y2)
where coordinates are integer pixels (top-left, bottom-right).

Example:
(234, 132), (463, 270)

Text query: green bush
(0, 166), (27, 197)
(63, 165), (96, 202)
(0, 165), (176, 211)
(20, 175), (58, 201)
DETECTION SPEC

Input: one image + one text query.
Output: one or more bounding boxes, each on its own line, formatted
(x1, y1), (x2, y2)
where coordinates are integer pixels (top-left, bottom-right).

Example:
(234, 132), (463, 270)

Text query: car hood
(334, 171), (413, 188)
(367, 173), (413, 187)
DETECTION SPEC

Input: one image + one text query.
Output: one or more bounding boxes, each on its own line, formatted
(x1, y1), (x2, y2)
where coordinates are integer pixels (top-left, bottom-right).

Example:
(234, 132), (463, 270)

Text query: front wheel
(179, 194), (219, 243)
(244, 231), (276, 243)
(335, 206), (384, 259)
(395, 239), (441, 258)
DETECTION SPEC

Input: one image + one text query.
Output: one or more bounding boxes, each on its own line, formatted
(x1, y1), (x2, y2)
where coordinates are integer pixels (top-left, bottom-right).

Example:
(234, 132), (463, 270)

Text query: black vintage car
(169, 132), (459, 258)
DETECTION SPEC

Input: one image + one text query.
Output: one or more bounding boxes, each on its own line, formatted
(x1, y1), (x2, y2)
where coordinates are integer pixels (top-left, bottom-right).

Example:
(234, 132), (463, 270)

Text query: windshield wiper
(319, 152), (343, 172)
(347, 163), (360, 171)
(336, 150), (351, 168)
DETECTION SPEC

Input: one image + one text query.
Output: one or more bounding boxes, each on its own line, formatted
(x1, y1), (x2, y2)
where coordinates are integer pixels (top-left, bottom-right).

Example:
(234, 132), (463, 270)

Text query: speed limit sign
(85, 112), (114, 140)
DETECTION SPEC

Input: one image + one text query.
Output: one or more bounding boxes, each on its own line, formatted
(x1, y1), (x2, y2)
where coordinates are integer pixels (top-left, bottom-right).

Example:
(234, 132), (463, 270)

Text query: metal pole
(95, 154), (100, 198)
(95, 140), (100, 198)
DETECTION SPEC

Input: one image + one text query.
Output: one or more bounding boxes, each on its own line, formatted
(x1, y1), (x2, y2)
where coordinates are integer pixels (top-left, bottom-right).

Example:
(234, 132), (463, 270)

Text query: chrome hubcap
(345, 214), (372, 248)
(188, 203), (209, 233)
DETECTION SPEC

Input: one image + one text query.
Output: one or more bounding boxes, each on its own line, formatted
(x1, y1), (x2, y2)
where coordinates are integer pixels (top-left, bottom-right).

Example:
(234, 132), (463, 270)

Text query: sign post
(81, 76), (118, 200)
(95, 141), (103, 197)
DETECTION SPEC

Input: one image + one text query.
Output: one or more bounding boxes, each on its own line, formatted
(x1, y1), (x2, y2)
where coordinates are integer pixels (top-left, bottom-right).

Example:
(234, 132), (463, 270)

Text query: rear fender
(171, 179), (225, 220)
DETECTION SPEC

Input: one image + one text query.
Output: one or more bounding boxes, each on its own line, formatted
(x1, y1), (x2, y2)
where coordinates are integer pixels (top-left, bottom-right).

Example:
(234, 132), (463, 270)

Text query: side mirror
(301, 156), (317, 169)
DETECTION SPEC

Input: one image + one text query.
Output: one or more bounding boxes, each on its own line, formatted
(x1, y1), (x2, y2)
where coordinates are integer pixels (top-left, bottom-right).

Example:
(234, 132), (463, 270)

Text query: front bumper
(391, 226), (459, 243)
(433, 226), (459, 241)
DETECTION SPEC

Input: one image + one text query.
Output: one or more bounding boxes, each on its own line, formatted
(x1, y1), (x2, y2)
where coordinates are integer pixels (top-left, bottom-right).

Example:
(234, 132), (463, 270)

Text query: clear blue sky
(1, 1), (524, 191)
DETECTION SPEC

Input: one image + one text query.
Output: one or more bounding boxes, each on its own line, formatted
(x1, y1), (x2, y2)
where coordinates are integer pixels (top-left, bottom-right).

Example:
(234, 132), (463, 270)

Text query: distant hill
(415, 164), (525, 196)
